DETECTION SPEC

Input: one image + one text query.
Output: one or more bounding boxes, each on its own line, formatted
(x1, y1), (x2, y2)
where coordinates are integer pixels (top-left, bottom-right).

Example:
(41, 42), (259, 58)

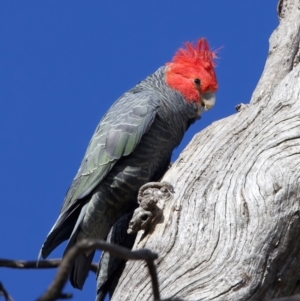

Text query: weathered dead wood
(251, 0), (300, 105)
(128, 182), (174, 235)
(111, 0), (300, 300)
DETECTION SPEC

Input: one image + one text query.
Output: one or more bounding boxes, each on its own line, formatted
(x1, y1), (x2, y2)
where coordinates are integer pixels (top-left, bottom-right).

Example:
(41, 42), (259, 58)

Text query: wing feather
(60, 90), (159, 213)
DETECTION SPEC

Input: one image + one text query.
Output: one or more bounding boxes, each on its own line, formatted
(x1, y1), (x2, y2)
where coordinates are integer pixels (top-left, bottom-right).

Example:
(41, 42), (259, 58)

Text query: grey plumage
(96, 211), (136, 301)
(40, 66), (202, 289)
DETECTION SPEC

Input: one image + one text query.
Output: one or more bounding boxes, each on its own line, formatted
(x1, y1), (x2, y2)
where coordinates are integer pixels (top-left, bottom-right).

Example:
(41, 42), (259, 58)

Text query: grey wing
(40, 90), (159, 258)
(62, 91), (159, 211)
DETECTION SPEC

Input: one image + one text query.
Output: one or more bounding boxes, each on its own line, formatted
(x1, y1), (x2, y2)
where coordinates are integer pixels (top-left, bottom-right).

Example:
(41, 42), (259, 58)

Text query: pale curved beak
(202, 92), (216, 111)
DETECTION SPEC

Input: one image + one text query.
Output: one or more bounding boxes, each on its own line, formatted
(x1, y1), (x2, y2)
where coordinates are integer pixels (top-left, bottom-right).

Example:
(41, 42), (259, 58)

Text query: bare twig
(0, 258), (97, 274)
(0, 282), (14, 301)
(90, 262), (98, 274)
(37, 239), (159, 301)
(146, 260), (160, 301)
(53, 293), (72, 300)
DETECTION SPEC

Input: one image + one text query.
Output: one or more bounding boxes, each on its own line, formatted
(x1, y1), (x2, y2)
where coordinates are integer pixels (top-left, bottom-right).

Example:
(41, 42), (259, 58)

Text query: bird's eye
(194, 78), (201, 86)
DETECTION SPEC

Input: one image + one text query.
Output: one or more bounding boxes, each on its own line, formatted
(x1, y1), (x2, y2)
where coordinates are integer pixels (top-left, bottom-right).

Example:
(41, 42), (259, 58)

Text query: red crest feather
(171, 38), (217, 68)
(166, 38), (218, 102)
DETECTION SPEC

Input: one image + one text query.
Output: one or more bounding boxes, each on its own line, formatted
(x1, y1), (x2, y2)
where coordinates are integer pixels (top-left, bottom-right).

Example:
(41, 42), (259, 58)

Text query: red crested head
(166, 38), (218, 107)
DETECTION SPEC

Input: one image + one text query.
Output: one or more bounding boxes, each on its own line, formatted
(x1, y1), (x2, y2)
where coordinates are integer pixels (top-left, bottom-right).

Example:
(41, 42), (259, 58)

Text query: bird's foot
(127, 182), (174, 234)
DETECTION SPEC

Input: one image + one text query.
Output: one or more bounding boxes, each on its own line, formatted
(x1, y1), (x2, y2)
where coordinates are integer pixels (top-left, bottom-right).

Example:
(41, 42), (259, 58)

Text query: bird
(40, 38), (218, 291)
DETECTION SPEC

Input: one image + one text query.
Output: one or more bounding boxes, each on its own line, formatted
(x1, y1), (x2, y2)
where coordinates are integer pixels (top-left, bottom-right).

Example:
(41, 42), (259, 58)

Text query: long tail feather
(70, 251), (95, 289)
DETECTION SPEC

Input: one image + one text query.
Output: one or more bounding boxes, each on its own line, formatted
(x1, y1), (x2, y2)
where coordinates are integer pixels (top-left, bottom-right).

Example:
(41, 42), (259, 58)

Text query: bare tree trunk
(111, 0), (300, 300)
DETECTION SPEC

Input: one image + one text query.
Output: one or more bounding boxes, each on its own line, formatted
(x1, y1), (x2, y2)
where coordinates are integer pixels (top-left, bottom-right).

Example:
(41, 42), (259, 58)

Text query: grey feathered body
(40, 66), (201, 289)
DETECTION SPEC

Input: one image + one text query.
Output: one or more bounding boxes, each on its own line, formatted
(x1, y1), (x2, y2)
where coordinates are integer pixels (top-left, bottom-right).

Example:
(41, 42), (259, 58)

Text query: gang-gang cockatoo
(40, 38), (218, 292)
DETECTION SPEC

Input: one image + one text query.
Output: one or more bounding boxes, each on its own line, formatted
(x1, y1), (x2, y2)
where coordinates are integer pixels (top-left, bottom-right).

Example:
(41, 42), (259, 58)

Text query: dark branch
(54, 293), (73, 300)
(90, 262), (98, 273)
(37, 239), (159, 301)
(0, 282), (14, 301)
(146, 260), (160, 301)
(0, 258), (97, 274)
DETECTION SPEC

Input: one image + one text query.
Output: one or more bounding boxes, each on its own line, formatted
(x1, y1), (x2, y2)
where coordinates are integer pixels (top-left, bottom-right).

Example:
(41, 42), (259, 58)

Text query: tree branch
(250, 0), (300, 105)
(0, 282), (14, 301)
(37, 239), (159, 301)
(0, 258), (98, 274)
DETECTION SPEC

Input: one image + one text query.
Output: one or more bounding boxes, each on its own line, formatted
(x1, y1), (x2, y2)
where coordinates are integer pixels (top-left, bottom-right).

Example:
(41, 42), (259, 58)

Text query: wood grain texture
(111, 1), (300, 300)
(250, 0), (300, 105)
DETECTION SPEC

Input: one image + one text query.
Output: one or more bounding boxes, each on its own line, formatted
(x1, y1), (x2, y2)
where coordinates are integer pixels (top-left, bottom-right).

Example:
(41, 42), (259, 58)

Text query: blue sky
(0, 1), (278, 301)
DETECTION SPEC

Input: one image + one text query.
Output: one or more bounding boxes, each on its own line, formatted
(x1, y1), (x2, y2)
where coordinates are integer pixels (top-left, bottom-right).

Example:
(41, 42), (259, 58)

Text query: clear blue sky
(0, 1), (278, 301)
